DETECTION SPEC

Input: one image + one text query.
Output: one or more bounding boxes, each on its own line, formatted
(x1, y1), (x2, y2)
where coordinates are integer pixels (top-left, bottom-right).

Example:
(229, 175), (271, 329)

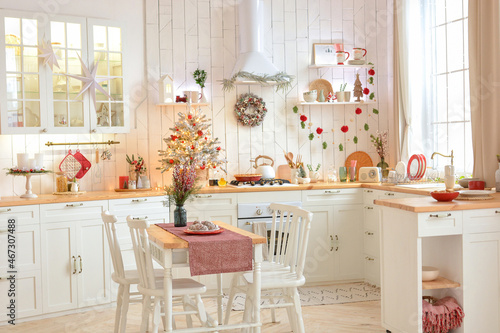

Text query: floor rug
(225, 282), (381, 311)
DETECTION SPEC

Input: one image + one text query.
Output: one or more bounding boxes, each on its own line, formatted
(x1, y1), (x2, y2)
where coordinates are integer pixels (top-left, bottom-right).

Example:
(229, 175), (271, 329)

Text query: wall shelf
(300, 101), (377, 105)
(309, 64), (373, 69)
(422, 276), (460, 290)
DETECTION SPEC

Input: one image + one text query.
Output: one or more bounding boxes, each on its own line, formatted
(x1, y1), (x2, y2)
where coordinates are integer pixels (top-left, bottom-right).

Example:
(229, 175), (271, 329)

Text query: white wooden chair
(102, 211), (167, 333)
(224, 203), (313, 333)
(126, 216), (216, 333)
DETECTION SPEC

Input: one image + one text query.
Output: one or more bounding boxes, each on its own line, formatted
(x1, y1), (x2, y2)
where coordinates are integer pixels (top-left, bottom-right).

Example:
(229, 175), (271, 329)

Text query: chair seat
(138, 278), (207, 298)
(112, 268), (164, 285)
(243, 270), (306, 289)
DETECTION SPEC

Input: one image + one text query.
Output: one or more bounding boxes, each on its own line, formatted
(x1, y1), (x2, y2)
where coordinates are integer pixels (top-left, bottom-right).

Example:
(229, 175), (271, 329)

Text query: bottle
(496, 162), (500, 192)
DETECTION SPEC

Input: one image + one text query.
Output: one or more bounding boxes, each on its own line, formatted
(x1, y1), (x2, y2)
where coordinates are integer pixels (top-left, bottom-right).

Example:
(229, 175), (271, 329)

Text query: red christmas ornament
(188, 115), (192, 119)
(200, 165), (206, 170)
(192, 123), (196, 126)
(316, 127), (323, 135)
(355, 108), (362, 115)
(205, 137), (207, 140)
(341, 125), (349, 133)
(170, 135), (177, 140)
(191, 145), (195, 149)
(363, 88), (370, 95)
(198, 130), (203, 136)
(30, 169), (33, 172)
(300, 115), (307, 122)
(216, 147), (221, 151)
(368, 69), (375, 76)
(169, 159), (174, 164)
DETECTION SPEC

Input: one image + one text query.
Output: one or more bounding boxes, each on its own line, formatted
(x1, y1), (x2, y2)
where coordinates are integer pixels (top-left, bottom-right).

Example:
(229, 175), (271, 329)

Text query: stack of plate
(457, 190), (495, 200)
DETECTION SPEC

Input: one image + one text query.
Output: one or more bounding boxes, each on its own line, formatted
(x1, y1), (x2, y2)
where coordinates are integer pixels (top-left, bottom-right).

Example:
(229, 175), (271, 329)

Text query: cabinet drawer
(463, 209), (500, 233)
(363, 189), (379, 205)
(40, 200), (108, 223)
(109, 196), (169, 220)
(418, 211), (463, 237)
(187, 193), (237, 210)
(301, 189), (362, 206)
(238, 191), (300, 204)
(0, 205), (39, 226)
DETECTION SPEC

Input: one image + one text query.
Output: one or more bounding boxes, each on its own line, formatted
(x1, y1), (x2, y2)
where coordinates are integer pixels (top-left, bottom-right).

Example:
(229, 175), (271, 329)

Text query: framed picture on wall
(313, 43), (336, 65)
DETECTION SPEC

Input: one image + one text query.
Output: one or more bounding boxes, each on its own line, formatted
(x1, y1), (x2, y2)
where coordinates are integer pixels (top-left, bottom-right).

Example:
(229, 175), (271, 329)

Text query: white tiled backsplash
(0, 0), (394, 197)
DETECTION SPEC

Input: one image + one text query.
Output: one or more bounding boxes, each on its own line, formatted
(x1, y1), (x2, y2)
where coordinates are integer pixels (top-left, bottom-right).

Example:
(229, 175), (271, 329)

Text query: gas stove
(229, 178), (297, 187)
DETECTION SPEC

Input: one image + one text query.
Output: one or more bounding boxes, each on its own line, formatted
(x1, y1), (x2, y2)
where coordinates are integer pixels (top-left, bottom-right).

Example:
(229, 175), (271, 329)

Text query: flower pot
(174, 205), (187, 227)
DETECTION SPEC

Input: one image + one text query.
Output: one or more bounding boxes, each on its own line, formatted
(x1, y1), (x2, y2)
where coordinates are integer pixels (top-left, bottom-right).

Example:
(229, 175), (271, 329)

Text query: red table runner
(155, 223), (253, 276)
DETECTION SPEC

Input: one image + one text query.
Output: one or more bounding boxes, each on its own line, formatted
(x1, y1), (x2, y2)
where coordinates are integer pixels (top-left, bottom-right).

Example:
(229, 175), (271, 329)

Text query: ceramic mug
(353, 48), (367, 60)
(336, 51), (350, 65)
(184, 91), (202, 103)
(468, 180), (485, 190)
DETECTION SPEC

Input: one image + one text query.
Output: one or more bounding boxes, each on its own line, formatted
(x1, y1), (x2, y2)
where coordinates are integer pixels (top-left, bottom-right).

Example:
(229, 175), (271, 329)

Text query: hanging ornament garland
(234, 93), (267, 127)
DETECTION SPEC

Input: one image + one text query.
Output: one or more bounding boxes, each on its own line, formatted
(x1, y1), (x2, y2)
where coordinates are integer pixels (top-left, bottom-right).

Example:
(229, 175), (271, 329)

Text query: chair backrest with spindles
(101, 211), (126, 280)
(126, 216), (157, 290)
(268, 203), (313, 279)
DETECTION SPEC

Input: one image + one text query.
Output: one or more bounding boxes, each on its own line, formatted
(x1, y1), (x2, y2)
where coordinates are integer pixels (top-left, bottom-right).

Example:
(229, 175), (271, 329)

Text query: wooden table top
(147, 221), (267, 249)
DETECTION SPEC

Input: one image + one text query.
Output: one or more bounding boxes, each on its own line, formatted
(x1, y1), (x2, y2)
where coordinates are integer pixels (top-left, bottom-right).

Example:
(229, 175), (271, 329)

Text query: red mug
(468, 180), (485, 190)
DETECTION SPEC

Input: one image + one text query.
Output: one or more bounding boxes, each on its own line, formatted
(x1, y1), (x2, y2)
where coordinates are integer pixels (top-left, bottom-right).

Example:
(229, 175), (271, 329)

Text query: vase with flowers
(370, 131), (389, 178)
(166, 162), (200, 227)
(126, 154), (147, 185)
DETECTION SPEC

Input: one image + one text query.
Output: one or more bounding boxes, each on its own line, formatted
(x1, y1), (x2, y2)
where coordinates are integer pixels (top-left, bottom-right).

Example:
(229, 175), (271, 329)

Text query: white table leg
(252, 244), (263, 333)
(217, 273), (223, 325)
(163, 249), (173, 332)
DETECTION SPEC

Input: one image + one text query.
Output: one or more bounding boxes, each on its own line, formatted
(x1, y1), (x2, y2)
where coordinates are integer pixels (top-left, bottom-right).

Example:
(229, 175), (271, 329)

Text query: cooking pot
(253, 155), (275, 179)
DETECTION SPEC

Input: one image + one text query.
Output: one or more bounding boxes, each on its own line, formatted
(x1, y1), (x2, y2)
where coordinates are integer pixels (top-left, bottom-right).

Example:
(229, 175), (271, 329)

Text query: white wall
(0, 0), (394, 197)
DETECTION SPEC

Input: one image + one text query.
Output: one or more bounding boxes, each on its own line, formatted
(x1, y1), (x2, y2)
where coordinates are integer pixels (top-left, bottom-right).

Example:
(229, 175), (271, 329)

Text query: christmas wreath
(234, 93), (267, 127)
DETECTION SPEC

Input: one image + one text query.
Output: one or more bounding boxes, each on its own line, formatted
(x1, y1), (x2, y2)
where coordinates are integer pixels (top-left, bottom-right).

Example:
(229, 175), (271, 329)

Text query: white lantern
(159, 74), (174, 103)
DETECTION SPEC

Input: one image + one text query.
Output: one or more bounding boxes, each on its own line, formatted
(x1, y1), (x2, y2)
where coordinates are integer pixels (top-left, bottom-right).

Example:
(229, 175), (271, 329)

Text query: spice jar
(56, 172), (68, 192)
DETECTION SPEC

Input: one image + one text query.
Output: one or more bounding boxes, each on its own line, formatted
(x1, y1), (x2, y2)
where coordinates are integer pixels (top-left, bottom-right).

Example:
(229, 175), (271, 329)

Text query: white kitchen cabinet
(181, 193), (238, 226)
(302, 189), (364, 283)
(40, 200), (110, 313)
(0, 10), (129, 134)
(462, 209), (500, 332)
(0, 205), (42, 320)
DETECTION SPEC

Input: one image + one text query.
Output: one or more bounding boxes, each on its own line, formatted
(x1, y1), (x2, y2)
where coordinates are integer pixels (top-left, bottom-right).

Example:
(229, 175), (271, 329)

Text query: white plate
(458, 190), (495, 197)
(395, 161), (406, 177)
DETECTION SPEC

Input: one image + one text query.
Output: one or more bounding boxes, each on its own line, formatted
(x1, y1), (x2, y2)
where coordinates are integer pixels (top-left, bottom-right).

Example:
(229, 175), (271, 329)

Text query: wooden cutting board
(345, 151), (373, 180)
(277, 164), (292, 181)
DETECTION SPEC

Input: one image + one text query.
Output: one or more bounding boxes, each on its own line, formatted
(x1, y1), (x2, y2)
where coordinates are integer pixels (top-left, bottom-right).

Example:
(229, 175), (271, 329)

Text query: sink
(395, 183), (446, 188)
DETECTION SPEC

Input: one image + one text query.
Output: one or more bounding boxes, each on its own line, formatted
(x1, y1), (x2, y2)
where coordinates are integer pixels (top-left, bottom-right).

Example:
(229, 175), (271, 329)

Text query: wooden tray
(114, 188), (153, 192)
(309, 79), (333, 101)
(345, 151), (373, 180)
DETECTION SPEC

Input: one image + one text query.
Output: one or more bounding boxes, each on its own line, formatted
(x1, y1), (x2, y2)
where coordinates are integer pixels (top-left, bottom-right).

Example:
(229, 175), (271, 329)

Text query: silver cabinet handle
(364, 189), (373, 193)
(0, 208), (12, 213)
(429, 213), (452, 218)
(365, 231), (374, 236)
(385, 192), (395, 196)
(195, 194), (212, 198)
(365, 256), (375, 261)
(132, 216), (148, 220)
(364, 206), (374, 210)
(495, 211), (500, 214)
(132, 198), (148, 203)
(78, 255), (83, 274)
(72, 256), (77, 274)
(66, 203), (83, 207)
(324, 190), (341, 194)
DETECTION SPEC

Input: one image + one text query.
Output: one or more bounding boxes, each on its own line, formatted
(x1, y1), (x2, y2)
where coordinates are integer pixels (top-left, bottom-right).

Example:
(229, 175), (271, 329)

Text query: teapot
(253, 155), (275, 179)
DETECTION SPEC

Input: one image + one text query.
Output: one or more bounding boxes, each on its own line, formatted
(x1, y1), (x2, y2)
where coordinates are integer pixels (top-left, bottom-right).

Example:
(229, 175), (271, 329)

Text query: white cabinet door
(76, 219), (110, 307)
(302, 205), (335, 283)
(41, 221), (78, 313)
(463, 232), (500, 332)
(333, 204), (364, 281)
(205, 210), (237, 227)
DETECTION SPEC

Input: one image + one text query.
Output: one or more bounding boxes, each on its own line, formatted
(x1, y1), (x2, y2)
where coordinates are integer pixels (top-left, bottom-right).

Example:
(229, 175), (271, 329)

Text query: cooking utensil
(234, 174), (262, 182)
(253, 155), (275, 179)
(94, 148), (101, 183)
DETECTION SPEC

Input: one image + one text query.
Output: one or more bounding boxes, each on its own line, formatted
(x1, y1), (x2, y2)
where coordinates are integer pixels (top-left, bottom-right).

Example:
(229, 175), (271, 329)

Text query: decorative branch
(222, 71), (294, 93)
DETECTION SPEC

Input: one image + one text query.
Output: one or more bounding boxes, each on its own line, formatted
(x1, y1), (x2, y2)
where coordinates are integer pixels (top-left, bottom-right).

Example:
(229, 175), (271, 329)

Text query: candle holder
(6, 168), (51, 199)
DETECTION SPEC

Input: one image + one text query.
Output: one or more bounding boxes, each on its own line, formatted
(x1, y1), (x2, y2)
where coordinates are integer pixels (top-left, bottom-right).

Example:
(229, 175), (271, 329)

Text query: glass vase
(174, 205), (187, 227)
(377, 157), (389, 178)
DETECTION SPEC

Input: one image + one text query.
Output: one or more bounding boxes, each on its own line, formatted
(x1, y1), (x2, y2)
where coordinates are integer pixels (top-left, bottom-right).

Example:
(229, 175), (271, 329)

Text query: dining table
(147, 221), (266, 332)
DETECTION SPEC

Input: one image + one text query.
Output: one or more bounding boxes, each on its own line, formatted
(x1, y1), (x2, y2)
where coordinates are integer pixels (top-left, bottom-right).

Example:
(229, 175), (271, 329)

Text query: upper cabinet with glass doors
(0, 10), (128, 134)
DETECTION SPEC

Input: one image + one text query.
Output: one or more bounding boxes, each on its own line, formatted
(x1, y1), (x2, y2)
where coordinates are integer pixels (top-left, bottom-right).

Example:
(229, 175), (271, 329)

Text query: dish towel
(251, 222), (269, 261)
(422, 296), (465, 333)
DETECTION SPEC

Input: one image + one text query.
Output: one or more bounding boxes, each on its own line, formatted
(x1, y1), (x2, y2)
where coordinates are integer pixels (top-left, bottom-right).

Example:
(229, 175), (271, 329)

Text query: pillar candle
(34, 153), (44, 170)
(17, 153), (29, 170)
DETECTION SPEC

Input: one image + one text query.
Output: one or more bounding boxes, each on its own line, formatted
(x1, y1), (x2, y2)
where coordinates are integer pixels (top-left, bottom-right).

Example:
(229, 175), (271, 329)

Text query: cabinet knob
(364, 189), (373, 193)
(385, 192), (395, 196)
(325, 190), (341, 194)
(132, 198), (148, 203)
(364, 206), (374, 210)
(495, 211), (500, 214)
(72, 256), (77, 274)
(245, 222), (251, 226)
(365, 231), (374, 236)
(195, 194), (212, 199)
(0, 208), (12, 213)
(66, 203), (83, 207)
(132, 216), (148, 220)
(91, 129), (97, 133)
(42, 128), (48, 133)
(78, 255), (83, 274)
(429, 213), (452, 218)
(365, 256), (375, 261)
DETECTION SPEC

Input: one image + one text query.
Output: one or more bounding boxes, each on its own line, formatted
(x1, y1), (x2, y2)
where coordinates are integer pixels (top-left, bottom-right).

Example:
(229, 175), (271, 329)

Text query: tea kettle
(253, 155), (275, 179)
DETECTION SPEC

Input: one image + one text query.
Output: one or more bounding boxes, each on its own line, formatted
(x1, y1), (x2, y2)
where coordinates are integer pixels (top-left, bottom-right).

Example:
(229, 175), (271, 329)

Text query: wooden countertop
(0, 181), (463, 208)
(375, 193), (500, 212)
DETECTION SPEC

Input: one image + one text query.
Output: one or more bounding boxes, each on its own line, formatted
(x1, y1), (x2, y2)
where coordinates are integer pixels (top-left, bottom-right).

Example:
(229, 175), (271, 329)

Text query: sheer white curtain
(395, 0), (435, 164)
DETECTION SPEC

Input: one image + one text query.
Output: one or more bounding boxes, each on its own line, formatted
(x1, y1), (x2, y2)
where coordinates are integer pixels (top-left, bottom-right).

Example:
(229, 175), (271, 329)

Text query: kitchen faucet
(431, 150), (454, 166)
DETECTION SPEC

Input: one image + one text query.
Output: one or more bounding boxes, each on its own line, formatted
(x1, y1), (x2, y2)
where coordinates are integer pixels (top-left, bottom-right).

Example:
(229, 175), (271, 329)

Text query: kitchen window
(406, 0), (472, 175)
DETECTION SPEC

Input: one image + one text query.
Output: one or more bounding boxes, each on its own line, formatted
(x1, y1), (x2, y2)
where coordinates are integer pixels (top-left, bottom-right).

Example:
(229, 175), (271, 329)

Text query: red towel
(422, 296), (465, 333)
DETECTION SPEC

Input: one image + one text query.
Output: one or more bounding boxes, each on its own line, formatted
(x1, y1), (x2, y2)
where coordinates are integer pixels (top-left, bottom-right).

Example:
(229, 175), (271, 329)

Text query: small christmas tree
(353, 73), (363, 102)
(158, 107), (227, 172)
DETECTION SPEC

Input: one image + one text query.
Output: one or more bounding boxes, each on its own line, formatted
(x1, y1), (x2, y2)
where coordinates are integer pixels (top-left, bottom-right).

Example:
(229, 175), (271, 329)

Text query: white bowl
(303, 91), (317, 103)
(422, 266), (439, 281)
